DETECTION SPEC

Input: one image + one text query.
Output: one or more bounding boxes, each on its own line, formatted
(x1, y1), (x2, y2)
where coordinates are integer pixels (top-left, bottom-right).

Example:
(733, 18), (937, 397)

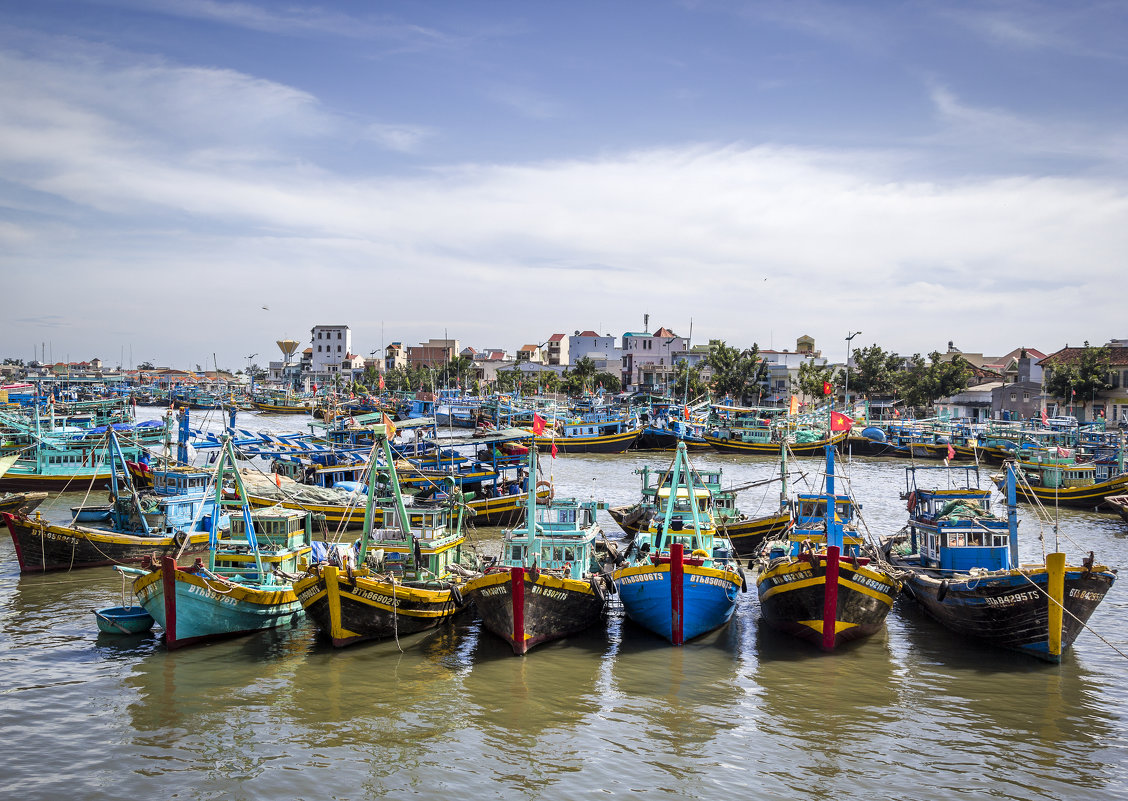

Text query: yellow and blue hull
(612, 562), (742, 644)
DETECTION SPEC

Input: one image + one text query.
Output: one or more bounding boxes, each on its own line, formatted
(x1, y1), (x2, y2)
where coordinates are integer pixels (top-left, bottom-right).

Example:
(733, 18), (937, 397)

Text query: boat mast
(825, 443), (842, 550)
(1006, 460), (1019, 569)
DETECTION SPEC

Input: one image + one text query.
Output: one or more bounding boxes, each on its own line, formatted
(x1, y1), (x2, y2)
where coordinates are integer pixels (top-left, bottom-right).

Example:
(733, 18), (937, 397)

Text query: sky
(1, 0), (1126, 372)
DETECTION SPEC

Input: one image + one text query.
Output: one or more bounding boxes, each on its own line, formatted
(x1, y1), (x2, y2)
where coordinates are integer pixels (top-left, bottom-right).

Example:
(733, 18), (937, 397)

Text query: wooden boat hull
(896, 563), (1115, 662)
(704, 431), (847, 456)
(1104, 495), (1128, 523)
(999, 473), (1128, 509)
(293, 564), (463, 647)
(1, 512), (209, 573)
(252, 401), (312, 414)
(0, 469), (117, 492)
(756, 554), (899, 649)
(534, 428), (641, 454)
(612, 562), (742, 643)
(636, 428), (711, 452)
(245, 488), (547, 529)
(463, 567), (607, 654)
(612, 508), (790, 556)
(720, 511), (792, 557)
(0, 492), (48, 516)
(133, 556), (304, 650)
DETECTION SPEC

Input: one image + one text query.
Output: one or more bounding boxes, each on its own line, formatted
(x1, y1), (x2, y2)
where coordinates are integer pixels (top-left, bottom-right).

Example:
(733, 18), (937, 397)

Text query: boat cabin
(215, 508), (314, 579)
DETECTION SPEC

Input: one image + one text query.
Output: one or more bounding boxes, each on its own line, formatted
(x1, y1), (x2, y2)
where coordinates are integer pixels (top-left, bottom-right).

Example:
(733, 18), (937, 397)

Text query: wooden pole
(511, 566), (526, 655)
(670, 542), (684, 645)
(822, 545), (840, 651)
(1047, 552), (1066, 659)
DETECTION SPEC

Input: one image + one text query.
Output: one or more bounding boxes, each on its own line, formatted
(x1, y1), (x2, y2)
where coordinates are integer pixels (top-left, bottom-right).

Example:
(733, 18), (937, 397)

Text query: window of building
(317, 332), (322, 339)
(317, 345), (322, 352)
(1010, 392), (1017, 402)
(338, 332), (342, 339)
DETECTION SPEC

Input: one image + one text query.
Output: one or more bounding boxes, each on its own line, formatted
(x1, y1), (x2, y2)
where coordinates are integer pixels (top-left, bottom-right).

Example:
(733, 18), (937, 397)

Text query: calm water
(2, 408), (1127, 800)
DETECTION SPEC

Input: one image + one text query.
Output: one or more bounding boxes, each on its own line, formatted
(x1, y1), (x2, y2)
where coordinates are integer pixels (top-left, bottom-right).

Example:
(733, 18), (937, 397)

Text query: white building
(568, 330), (623, 377)
(621, 327), (688, 391)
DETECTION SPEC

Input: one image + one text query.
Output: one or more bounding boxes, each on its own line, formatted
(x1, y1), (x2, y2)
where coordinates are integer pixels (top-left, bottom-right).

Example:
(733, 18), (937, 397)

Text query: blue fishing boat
(2, 429), (214, 573)
(124, 436), (313, 649)
(755, 443), (901, 650)
(884, 463), (1116, 662)
(610, 442), (746, 644)
(462, 445), (610, 654)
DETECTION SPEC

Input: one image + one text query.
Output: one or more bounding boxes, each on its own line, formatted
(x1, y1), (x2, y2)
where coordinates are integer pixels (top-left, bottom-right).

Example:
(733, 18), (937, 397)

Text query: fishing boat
(884, 463), (1116, 662)
(608, 458), (789, 557)
(292, 423), (470, 647)
(251, 391), (314, 414)
(703, 405), (847, 456)
(755, 443), (901, 650)
(533, 411), (642, 455)
(610, 442), (746, 644)
(0, 491), (47, 516)
(461, 446), (609, 654)
(1105, 494), (1128, 524)
(994, 450), (1128, 509)
(1, 430), (212, 573)
(122, 436), (313, 649)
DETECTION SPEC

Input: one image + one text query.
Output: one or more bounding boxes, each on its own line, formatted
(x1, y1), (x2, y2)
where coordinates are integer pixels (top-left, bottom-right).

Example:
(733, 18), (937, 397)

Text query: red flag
(823, 381), (832, 395)
(532, 413), (546, 435)
(1071, 388), (1076, 396)
(1041, 407), (1047, 426)
(946, 443), (955, 460)
(829, 411), (853, 432)
(892, 407), (900, 418)
(551, 442), (558, 459)
(684, 405), (690, 420)
(378, 374), (385, 391)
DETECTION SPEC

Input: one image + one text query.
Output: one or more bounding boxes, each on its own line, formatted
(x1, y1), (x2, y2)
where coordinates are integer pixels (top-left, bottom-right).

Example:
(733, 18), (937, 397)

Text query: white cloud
(1, 41), (1126, 366)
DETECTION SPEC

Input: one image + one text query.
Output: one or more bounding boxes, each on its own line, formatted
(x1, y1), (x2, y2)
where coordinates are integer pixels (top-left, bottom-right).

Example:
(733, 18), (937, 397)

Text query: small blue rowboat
(93, 606), (155, 634)
(71, 505), (112, 522)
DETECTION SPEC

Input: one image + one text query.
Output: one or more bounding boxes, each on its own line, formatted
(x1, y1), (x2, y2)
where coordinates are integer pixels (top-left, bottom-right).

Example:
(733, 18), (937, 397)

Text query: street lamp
(843, 331), (862, 410)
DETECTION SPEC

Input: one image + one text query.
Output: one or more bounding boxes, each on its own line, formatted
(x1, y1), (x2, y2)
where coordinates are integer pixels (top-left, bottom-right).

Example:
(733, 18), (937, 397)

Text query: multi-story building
(311, 325), (351, 373)
(545, 333), (568, 366)
(385, 342), (407, 372)
(407, 338), (459, 369)
(621, 327), (687, 392)
(568, 330), (622, 378)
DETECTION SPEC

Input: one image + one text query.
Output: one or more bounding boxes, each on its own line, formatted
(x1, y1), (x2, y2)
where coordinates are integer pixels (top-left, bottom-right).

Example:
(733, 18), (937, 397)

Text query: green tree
(796, 360), (840, 401)
(707, 340), (767, 404)
(895, 352), (972, 410)
(848, 345), (902, 397)
(444, 355), (475, 389)
(1044, 342), (1113, 403)
(673, 361), (708, 400)
(594, 371), (621, 394)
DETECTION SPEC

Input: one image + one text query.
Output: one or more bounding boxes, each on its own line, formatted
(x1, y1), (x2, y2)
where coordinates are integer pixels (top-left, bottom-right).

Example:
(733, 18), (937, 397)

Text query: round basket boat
(94, 606), (155, 634)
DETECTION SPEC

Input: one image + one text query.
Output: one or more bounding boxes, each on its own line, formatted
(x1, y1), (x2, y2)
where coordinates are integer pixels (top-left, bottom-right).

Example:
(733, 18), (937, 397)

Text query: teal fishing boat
(124, 436), (313, 649)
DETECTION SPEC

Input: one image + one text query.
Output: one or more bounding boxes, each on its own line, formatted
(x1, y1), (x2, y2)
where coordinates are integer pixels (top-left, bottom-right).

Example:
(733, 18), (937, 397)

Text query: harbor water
(2, 409), (1126, 800)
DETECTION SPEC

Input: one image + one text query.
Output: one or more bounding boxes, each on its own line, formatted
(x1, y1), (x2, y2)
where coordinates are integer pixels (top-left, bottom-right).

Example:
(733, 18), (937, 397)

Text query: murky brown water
(2, 408), (1126, 800)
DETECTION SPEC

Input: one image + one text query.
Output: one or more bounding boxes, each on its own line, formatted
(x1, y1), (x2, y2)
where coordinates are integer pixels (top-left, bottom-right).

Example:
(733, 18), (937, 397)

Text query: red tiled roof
(577, 330), (599, 338)
(653, 327), (678, 338)
(1040, 346), (1128, 367)
(548, 333), (565, 342)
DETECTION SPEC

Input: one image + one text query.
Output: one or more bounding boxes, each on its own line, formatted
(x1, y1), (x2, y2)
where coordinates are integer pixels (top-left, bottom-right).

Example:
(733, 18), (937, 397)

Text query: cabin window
(554, 546), (565, 562)
(564, 547), (576, 562)
(510, 545), (522, 561)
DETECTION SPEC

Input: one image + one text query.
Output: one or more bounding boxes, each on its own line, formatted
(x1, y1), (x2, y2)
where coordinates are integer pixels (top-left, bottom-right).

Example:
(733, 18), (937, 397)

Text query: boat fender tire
(173, 529), (188, 549)
(589, 575), (606, 603)
(449, 583), (464, 607)
(738, 566), (748, 593)
(937, 579), (950, 603)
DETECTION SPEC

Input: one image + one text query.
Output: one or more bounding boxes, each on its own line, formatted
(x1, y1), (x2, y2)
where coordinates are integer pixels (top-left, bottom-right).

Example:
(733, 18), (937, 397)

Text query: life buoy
(535, 480), (554, 503)
(906, 490), (917, 513)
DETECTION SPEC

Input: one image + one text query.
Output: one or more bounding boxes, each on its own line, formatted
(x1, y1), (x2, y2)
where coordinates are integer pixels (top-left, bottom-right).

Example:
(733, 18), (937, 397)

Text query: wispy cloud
(936, 2), (1128, 62)
(109, 0), (457, 49)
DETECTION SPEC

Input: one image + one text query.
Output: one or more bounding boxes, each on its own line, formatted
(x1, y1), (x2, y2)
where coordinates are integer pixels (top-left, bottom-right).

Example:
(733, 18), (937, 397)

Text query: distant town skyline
(2, 1), (1126, 368)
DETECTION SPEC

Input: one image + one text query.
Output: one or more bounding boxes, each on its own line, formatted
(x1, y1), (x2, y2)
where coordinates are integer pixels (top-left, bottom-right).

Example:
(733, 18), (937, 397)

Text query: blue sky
(1, 0), (1125, 370)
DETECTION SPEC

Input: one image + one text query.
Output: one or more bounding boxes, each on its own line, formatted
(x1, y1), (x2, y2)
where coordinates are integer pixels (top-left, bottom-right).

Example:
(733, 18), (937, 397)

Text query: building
(568, 330), (622, 376)
(407, 338), (459, 369)
(385, 342), (407, 372)
(1039, 339), (1128, 425)
(516, 344), (546, 364)
(760, 337), (828, 405)
(621, 327), (686, 391)
(545, 333), (568, 366)
(310, 325), (351, 373)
